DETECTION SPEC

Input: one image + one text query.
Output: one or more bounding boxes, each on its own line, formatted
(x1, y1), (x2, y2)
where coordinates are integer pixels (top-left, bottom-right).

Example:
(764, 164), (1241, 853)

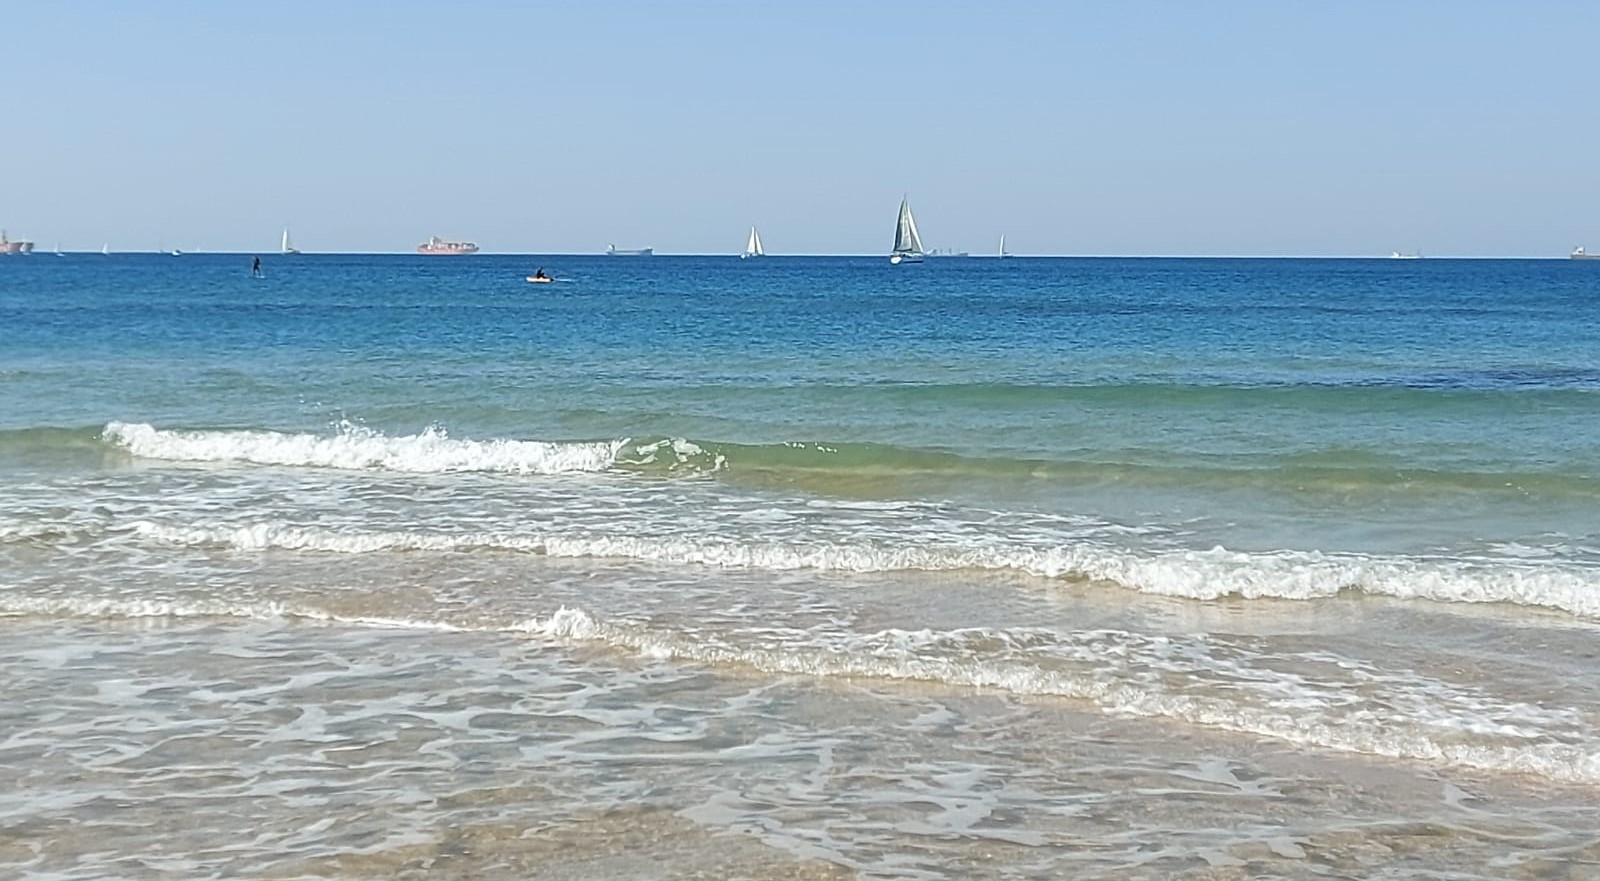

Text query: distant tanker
(605, 244), (653, 257)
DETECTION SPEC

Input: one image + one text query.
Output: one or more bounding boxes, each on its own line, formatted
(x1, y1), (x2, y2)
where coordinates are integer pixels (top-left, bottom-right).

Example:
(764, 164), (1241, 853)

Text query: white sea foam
(0, 593), (461, 634)
(518, 607), (1600, 784)
(7, 588), (1597, 781)
(620, 437), (727, 472)
(102, 421), (626, 475)
(0, 594), (299, 621)
(129, 519), (1600, 618)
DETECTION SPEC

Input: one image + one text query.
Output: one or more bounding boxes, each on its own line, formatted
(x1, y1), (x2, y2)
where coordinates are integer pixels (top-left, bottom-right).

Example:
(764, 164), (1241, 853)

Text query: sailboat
(888, 197), (925, 264)
(54, 242), (64, 257)
(741, 226), (765, 259)
(998, 235), (1011, 259)
(101, 243), (110, 256)
(281, 227), (300, 255)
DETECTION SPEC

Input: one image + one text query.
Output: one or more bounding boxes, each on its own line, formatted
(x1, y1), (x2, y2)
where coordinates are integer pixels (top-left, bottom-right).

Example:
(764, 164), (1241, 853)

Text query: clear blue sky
(5, 1), (1597, 256)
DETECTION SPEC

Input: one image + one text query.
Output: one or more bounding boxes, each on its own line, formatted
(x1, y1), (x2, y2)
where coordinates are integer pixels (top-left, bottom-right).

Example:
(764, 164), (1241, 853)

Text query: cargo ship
(1, 230), (35, 254)
(605, 244), (653, 256)
(417, 236), (480, 255)
(1571, 246), (1600, 261)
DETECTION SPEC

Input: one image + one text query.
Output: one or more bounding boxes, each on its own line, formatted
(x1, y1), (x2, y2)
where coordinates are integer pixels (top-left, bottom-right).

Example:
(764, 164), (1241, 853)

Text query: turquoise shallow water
(3, 253), (1600, 878)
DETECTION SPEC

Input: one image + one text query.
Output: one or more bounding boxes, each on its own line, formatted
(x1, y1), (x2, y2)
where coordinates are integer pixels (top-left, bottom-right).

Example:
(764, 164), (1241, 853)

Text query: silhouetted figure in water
(251, 256), (263, 278)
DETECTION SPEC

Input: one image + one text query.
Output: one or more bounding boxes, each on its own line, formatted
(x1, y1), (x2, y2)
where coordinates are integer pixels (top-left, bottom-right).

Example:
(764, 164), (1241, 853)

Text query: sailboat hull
(889, 253), (924, 265)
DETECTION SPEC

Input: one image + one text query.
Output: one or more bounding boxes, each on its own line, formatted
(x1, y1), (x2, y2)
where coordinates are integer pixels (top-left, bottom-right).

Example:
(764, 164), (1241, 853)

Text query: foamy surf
(518, 607), (1600, 784)
(6, 590), (1594, 783)
(102, 421), (627, 475)
(125, 519), (1600, 618)
(0, 593), (462, 633)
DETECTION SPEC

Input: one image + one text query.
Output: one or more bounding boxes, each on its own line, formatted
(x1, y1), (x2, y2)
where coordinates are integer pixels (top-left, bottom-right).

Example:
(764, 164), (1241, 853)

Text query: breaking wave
(102, 421), (629, 475)
(0, 422), (1583, 497)
(122, 519), (1600, 618)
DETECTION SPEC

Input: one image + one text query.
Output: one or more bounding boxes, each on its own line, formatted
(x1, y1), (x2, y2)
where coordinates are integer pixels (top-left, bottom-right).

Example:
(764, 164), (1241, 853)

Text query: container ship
(417, 236), (480, 255)
(1, 230), (35, 254)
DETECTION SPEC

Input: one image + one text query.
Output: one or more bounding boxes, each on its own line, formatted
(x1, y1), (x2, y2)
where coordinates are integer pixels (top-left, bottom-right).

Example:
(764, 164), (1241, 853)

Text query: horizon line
(25, 251), (1590, 260)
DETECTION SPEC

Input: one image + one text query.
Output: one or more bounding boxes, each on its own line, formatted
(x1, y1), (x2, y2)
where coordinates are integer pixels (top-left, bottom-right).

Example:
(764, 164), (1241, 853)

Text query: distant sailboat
(741, 226), (765, 259)
(281, 227), (301, 255)
(888, 197), (925, 264)
(998, 235), (1011, 259)
(101, 243), (110, 256)
(54, 242), (64, 257)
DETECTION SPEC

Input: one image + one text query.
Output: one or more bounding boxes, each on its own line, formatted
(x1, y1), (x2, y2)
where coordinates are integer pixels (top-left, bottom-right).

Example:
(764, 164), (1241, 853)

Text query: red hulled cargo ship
(1, 230), (35, 254)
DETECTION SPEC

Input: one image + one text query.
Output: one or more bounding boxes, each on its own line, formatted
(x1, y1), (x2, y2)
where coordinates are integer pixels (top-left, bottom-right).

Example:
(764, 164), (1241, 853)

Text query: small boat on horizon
(1390, 251), (1423, 259)
(281, 227), (301, 255)
(888, 197), (925, 264)
(606, 244), (653, 257)
(1572, 246), (1599, 260)
(740, 226), (764, 259)
(998, 234), (1011, 259)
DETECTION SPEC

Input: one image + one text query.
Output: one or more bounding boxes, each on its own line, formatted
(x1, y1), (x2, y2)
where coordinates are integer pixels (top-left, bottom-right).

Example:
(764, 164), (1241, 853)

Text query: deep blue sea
(3, 252), (1599, 878)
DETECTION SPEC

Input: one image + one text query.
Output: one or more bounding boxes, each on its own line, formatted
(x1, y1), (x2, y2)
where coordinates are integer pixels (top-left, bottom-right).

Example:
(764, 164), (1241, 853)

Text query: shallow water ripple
(2, 619), (1598, 880)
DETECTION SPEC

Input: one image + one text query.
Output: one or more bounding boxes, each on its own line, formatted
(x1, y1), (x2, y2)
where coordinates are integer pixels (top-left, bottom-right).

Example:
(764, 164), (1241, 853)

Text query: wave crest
(103, 421), (626, 475)
(128, 520), (1600, 618)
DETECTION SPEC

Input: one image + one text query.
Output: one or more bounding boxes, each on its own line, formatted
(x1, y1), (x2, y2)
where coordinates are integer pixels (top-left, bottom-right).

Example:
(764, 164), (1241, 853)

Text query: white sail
(998, 234), (1010, 258)
(742, 226), (765, 258)
(281, 227), (299, 254)
(890, 198), (925, 263)
(101, 243), (110, 255)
